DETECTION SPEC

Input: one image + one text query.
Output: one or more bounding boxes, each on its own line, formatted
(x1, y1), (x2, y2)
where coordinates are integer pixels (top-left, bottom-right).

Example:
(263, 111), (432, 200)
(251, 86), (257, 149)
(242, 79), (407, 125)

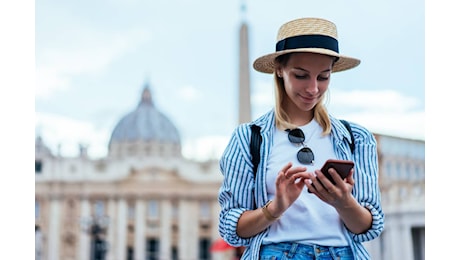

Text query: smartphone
(320, 159), (354, 185)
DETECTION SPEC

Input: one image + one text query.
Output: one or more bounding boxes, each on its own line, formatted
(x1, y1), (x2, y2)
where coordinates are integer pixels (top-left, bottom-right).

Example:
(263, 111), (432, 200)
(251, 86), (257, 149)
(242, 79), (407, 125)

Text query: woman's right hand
(270, 162), (309, 217)
(236, 162), (309, 238)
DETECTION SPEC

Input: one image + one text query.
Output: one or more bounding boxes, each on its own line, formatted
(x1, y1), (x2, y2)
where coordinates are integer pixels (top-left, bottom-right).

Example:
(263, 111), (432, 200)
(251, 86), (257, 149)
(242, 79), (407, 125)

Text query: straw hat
(253, 17), (360, 73)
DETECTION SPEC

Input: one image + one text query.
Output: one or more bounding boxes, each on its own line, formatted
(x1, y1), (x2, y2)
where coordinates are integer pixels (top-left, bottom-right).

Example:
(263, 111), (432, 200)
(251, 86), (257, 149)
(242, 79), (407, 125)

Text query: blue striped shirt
(218, 109), (384, 260)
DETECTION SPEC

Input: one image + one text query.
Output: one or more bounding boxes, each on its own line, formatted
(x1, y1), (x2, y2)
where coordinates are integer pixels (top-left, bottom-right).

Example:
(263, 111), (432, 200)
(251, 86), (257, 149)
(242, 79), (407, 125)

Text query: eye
(318, 75), (330, 81)
(294, 74), (309, 79)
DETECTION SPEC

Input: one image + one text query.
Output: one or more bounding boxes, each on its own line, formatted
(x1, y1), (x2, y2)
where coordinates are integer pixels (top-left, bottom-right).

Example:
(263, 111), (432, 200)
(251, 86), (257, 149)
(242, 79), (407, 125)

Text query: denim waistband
(260, 242), (353, 259)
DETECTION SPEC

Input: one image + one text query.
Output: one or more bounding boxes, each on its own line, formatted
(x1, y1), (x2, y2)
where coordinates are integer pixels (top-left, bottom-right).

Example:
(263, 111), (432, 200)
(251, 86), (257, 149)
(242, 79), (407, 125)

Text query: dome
(108, 83), (182, 158)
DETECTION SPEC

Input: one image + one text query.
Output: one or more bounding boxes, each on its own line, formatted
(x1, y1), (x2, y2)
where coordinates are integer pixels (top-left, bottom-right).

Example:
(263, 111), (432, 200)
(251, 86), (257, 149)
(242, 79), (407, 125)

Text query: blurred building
(364, 135), (425, 260)
(35, 85), (224, 260)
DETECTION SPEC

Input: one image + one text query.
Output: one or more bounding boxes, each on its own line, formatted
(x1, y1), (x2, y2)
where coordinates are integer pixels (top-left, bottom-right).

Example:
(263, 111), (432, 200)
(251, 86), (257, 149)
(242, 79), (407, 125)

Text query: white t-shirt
(263, 119), (349, 246)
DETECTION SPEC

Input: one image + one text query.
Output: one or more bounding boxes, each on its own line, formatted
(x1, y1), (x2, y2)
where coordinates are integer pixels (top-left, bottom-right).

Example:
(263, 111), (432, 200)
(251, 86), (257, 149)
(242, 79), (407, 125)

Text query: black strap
(340, 119), (355, 154)
(250, 124), (262, 175)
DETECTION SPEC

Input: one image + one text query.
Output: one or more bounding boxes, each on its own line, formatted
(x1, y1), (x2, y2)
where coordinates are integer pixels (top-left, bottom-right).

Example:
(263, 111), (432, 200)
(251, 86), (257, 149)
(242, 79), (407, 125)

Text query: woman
(218, 17), (384, 259)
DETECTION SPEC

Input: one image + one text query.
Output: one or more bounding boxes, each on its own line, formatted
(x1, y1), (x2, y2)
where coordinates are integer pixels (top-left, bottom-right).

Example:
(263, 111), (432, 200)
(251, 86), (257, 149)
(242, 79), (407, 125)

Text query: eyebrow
(293, 67), (332, 73)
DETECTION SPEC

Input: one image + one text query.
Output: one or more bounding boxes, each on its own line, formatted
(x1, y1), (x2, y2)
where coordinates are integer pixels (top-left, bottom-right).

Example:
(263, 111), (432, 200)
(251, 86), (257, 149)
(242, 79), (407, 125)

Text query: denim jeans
(260, 242), (354, 260)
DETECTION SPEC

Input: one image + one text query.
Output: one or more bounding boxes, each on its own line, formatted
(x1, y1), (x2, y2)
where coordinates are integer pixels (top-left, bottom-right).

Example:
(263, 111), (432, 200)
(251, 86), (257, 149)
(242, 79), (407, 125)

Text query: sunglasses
(286, 128), (315, 165)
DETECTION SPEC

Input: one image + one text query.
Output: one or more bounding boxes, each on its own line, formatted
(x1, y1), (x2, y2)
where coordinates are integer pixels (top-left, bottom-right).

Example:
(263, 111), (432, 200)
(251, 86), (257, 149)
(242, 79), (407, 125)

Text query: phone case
(320, 159), (354, 185)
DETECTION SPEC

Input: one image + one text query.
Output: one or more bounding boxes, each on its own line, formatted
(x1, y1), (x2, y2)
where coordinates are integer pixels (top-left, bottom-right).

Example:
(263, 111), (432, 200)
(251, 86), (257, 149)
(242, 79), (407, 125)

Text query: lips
(298, 94), (317, 103)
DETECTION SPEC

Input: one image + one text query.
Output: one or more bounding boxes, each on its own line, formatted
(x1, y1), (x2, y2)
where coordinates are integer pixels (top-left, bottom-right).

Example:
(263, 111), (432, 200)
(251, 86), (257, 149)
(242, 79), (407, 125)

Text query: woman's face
(278, 52), (334, 117)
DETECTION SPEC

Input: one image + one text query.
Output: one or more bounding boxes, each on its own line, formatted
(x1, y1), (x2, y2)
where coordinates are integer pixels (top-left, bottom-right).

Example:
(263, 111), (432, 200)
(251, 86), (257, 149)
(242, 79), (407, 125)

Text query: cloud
(329, 89), (422, 112)
(177, 85), (202, 102)
(330, 90), (424, 140)
(36, 28), (152, 99)
(182, 135), (230, 162)
(343, 110), (424, 140)
(35, 112), (110, 158)
(35, 67), (71, 98)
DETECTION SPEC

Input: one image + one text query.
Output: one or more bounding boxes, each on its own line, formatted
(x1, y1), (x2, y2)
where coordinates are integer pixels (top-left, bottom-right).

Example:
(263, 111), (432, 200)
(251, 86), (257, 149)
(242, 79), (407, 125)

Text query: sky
(33, 0), (427, 162)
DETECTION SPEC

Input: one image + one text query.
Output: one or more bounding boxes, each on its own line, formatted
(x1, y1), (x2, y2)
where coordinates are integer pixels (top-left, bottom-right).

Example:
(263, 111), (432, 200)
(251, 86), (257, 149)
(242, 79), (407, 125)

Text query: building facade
(35, 86), (224, 260)
(364, 135), (425, 260)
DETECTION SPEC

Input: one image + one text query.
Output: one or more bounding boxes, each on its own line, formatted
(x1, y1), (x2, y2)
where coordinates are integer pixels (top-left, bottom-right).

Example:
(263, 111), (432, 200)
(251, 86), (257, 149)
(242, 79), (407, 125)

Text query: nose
(305, 79), (319, 95)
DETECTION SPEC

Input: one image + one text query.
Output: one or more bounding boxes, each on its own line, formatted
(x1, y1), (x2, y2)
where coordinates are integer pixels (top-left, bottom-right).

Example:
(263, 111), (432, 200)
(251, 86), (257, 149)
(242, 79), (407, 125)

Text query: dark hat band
(276, 34), (339, 53)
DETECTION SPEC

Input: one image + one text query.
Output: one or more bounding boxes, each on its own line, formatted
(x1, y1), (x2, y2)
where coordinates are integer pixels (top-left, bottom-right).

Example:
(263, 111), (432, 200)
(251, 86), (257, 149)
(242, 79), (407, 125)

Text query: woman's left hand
(304, 168), (355, 208)
(305, 168), (373, 234)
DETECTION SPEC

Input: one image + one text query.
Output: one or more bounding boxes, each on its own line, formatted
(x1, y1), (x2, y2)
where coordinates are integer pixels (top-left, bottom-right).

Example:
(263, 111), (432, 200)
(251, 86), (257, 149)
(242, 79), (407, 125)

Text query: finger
(306, 180), (328, 201)
(294, 176), (306, 185)
(285, 166), (308, 179)
(280, 162), (293, 174)
(305, 179), (316, 193)
(328, 167), (344, 186)
(315, 169), (334, 188)
(311, 175), (337, 196)
(344, 168), (355, 184)
(276, 162), (294, 181)
(291, 171), (311, 180)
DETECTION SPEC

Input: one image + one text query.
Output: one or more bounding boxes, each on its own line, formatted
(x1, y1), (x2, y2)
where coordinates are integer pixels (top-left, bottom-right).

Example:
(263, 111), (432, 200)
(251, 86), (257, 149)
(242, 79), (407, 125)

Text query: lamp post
(80, 215), (109, 260)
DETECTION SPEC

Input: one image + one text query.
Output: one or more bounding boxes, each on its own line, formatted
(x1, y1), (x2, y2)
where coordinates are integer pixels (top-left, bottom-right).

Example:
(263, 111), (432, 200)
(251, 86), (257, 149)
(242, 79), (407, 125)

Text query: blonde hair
(273, 54), (332, 135)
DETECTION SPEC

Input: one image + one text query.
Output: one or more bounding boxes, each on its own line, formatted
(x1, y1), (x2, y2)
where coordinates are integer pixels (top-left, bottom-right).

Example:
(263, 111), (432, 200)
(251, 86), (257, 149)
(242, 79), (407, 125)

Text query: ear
(276, 70), (283, 78)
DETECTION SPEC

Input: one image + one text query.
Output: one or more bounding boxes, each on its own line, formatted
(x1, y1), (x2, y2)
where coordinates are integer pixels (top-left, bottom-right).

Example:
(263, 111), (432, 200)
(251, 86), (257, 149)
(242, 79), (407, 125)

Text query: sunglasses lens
(288, 128), (305, 143)
(297, 147), (314, 164)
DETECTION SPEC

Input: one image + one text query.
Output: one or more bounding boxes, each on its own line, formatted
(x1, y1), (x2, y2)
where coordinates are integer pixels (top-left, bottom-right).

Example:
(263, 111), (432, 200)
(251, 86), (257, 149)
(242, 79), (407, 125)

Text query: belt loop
(328, 246), (337, 259)
(287, 243), (298, 258)
(313, 244), (321, 257)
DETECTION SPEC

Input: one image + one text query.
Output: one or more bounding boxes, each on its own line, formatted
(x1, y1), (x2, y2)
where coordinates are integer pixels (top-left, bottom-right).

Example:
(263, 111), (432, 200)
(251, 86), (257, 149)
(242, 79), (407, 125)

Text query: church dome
(108, 83), (182, 158)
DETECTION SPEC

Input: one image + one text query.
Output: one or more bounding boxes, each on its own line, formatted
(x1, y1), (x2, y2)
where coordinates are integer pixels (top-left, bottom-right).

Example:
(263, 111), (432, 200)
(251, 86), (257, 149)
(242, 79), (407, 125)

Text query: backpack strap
(340, 119), (355, 154)
(250, 124), (262, 176)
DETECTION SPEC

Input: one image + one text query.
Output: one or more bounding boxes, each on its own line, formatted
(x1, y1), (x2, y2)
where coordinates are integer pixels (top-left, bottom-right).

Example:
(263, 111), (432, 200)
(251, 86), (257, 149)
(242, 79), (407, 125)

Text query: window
(199, 238), (211, 260)
(35, 200), (40, 220)
(35, 160), (43, 174)
(148, 200), (159, 219)
(94, 200), (105, 217)
(127, 247), (134, 260)
(412, 227), (425, 260)
(147, 239), (159, 260)
(199, 201), (211, 220)
(171, 246), (178, 260)
(171, 201), (178, 220)
(128, 204), (135, 220)
(35, 226), (43, 260)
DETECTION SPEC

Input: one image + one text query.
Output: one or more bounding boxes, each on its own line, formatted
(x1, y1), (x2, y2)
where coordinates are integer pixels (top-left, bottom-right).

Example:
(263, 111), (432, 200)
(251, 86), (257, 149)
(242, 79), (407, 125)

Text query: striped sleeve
(345, 122), (385, 242)
(217, 124), (256, 246)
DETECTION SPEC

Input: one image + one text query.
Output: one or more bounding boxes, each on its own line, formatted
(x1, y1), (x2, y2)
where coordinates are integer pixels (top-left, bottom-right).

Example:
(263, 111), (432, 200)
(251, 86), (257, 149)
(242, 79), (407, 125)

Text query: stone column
(399, 216), (415, 260)
(178, 199), (198, 260)
(159, 200), (172, 260)
(134, 198), (146, 260)
(211, 201), (221, 241)
(78, 199), (90, 260)
(385, 213), (414, 260)
(106, 198), (117, 260)
(48, 197), (61, 260)
(116, 199), (127, 260)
